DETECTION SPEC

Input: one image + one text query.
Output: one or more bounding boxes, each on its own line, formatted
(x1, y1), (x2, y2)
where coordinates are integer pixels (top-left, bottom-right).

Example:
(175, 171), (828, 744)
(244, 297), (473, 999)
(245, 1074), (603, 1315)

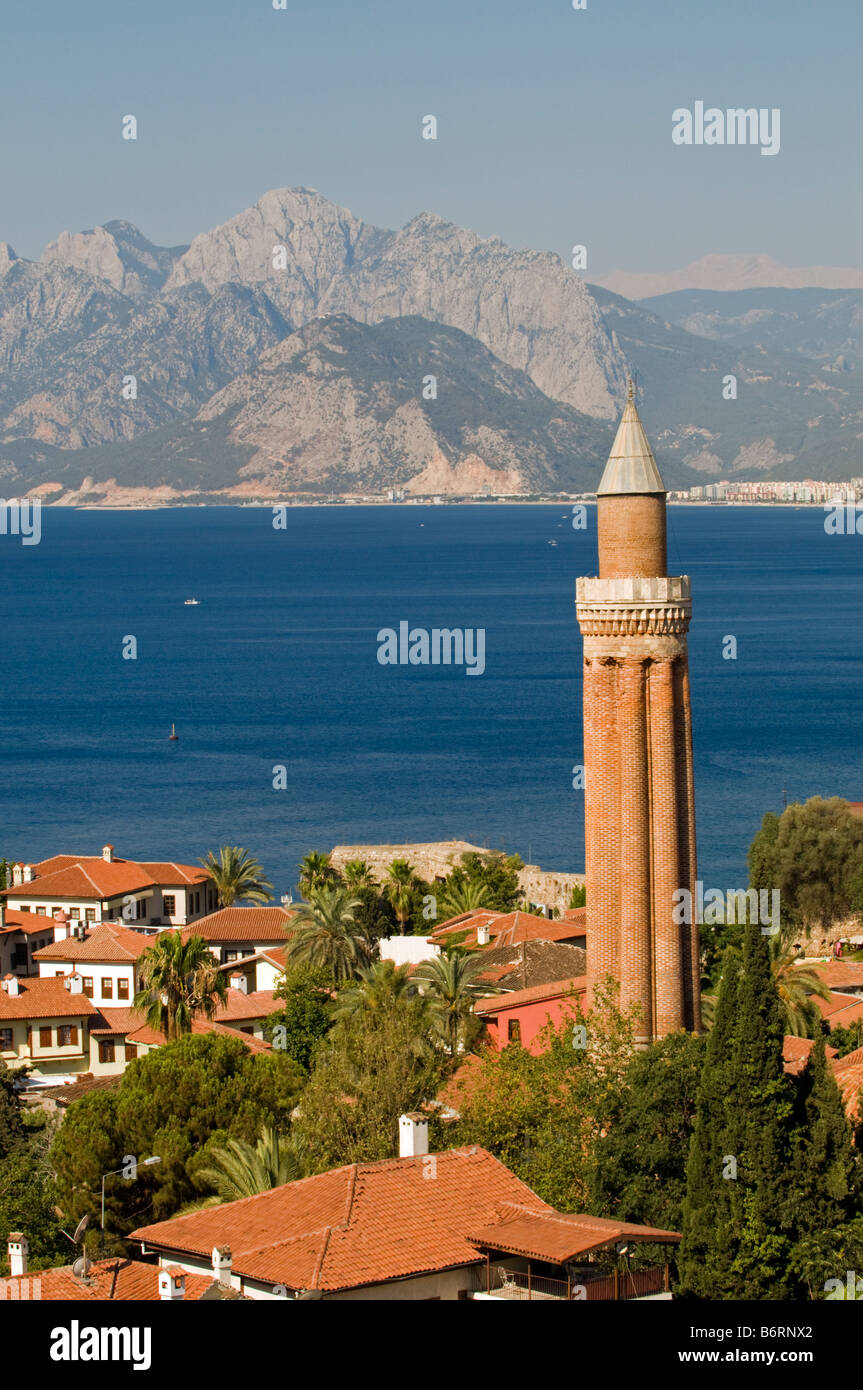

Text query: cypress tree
(788, 1033), (863, 1296)
(678, 951), (743, 1297)
(730, 920), (796, 1298)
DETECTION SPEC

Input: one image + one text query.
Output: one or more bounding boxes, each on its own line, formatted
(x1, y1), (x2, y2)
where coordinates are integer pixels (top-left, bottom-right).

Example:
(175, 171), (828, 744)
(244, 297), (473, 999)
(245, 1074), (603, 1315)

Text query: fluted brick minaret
(576, 384), (700, 1043)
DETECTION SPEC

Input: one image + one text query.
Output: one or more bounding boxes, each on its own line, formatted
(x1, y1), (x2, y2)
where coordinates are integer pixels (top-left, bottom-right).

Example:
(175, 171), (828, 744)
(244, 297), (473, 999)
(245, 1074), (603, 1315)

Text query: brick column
(585, 657), (620, 999)
(678, 659), (700, 1032)
(617, 658), (652, 1042)
(649, 658), (684, 1034)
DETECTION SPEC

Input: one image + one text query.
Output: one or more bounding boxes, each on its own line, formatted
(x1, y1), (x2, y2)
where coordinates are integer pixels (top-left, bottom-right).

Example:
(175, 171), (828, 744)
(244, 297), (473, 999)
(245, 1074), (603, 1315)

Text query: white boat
(184, 597), (200, 606)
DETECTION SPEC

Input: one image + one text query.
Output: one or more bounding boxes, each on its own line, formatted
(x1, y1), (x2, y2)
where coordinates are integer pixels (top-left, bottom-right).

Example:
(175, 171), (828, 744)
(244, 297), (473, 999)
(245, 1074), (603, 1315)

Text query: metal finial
(627, 376), (635, 404)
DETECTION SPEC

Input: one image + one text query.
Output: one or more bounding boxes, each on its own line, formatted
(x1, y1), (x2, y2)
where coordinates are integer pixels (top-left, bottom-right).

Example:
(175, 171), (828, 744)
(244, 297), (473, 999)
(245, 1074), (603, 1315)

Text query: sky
(0, 0), (859, 273)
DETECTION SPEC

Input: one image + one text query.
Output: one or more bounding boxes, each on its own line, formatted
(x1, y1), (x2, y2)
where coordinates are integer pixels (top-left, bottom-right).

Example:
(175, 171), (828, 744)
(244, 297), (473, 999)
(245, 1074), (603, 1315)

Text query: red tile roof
(0, 976), (99, 1020)
(213, 990), (279, 1022)
(831, 1046), (863, 1118)
(807, 961), (863, 992)
(466, 1205), (680, 1263)
(431, 909), (586, 950)
(186, 907), (294, 943)
(131, 1147), (550, 1293)
(0, 1258), (213, 1301)
(34, 922), (155, 964)
(86, 1007), (272, 1054)
(474, 975), (586, 1016)
(812, 991), (863, 1026)
(0, 910), (60, 937)
(2, 854), (207, 902)
(782, 1034), (838, 1076)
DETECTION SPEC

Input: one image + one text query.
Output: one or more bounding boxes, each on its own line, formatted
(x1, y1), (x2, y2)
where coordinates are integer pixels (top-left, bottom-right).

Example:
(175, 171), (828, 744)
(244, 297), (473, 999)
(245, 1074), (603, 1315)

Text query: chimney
(65, 972), (83, 995)
(158, 1266), (186, 1301)
(2, 974), (20, 997)
(102, 845), (114, 863)
(53, 910), (70, 941)
(229, 971), (248, 994)
(0, 903), (5, 928)
(11, 864), (22, 887)
(399, 1112), (429, 1158)
(476, 922), (490, 947)
(7, 1233), (28, 1278)
(22, 865), (33, 884)
(212, 1245), (232, 1288)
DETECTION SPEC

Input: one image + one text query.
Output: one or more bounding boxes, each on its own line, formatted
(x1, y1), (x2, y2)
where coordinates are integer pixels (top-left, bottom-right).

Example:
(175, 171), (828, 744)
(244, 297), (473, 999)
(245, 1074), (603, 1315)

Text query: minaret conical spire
(597, 381), (666, 496)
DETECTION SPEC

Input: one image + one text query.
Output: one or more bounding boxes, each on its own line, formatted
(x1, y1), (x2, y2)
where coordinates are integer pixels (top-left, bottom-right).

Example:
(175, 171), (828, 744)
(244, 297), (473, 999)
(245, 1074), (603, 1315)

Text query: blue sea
(1, 504), (861, 897)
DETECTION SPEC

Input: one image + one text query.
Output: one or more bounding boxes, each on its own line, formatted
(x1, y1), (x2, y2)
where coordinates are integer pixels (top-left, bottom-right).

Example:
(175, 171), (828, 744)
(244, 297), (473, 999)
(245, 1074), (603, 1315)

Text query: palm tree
(195, 1127), (302, 1202)
(384, 859), (419, 935)
(769, 933), (832, 1036)
(343, 859), (376, 890)
(200, 846), (274, 908)
(298, 851), (339, 897)
(438, 877), (493, 920)
(331, 959), (418, 1022)
(286, 884), (369, 982)
(413, 950), (497, 1057)
(134, 932), (228, 1042)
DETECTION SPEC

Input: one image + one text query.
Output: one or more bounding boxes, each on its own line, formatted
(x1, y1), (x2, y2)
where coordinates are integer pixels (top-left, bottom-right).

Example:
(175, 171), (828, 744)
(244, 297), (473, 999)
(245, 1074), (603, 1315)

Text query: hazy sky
(1, 0), (857, 273)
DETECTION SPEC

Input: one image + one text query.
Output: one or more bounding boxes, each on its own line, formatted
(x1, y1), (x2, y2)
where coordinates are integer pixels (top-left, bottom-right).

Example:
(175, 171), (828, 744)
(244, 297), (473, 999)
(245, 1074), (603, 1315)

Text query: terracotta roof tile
(431, 910), (585, 950)
(0, 1258), (213, 1301)
(131, 1147), (549, 1293)
(213, 990), (279, 1022)
(2, 854), (207, 902)
(34, 922), (155, 964)
(474, 975), (586, 1016)
(812, 991), (863, 1025)
(0, 976), (99, 1020)
(466, 1205), (680, 1263)
(782, 1034), (838, 1076)
(186, 907), (294, 943)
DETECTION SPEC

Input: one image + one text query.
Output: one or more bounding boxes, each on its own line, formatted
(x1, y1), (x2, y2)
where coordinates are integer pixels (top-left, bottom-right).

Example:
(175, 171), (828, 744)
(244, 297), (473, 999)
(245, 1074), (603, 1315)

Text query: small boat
(548, 539), (558, 546)
(184, 597), (200, 606)
(168, 724), (179, 741)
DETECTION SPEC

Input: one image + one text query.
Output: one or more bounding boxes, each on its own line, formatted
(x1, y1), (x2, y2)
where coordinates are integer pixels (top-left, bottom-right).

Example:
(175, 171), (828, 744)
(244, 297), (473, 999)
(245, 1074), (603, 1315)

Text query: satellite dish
(72, 1252), (92, 1280)
(72, 1214), (90, 1244)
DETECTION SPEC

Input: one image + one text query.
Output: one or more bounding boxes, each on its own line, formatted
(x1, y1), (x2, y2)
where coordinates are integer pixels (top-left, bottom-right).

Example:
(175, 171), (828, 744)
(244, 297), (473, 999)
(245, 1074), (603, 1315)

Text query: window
(58, 1025), (78, 1047)
(82, 977), (94, 998)
(19, 905), (30, 913)
(70, 908), (81, 920)
(137, 898), (147, 920)
(85, 909), (96, 923)
(125, 1043), (137, 1062)
(508, 1018), (522, 1044)
(101, 978), (113, 999)
(39, 1027), (52, 1048)
(56, 970), (65, 978)
(0, 1028), (12, 1049)
(117, 979), (129, 1001)
(35, 906), (46, 916)
(163, 895), (176, 916)
(98, 1040), (115, 1063)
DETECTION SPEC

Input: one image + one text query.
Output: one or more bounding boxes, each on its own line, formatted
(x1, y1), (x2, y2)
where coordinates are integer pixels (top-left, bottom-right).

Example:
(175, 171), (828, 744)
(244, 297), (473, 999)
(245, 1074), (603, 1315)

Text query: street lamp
(101, 1156), (161, 1253)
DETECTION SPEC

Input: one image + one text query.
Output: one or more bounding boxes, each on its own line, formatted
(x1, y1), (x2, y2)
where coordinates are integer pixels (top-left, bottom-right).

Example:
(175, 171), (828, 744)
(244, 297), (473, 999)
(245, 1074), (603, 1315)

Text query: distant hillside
(591, 254), (863, 300)
(14, 316), (621, 503)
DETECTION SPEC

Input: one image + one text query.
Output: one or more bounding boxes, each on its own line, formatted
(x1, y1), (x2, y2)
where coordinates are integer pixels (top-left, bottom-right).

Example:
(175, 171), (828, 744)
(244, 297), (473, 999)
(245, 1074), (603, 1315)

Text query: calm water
(0, 504), (860, 896)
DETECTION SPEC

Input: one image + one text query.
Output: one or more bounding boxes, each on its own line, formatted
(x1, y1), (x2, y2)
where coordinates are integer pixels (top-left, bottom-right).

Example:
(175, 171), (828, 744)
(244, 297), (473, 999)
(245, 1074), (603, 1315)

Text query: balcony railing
(475, 1263), (669, 1301)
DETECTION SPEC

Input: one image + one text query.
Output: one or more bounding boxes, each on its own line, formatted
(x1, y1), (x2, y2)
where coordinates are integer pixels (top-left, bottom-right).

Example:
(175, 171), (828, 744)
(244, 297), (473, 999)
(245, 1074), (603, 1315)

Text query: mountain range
(2, 190), (863, 502)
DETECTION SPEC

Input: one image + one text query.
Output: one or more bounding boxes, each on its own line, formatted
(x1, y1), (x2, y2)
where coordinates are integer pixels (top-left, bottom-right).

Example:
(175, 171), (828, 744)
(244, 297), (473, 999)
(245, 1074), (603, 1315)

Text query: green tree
(769, 932), (830, 1037)
(437, 878), (493, 920)
(297, 851), (339, 898)
(194, 1127), (302, 1202)
(51, 1033), (304, 1235)
(200, 846), (274, 907)
(384, 859), (421, 935)
(593, 1031), (707, 1235)
(286, 885), (369, 981)
(342, 860), (376, 890)
(568, 884), (587, 910)
(294, 999), (449, 1172)
(413, 950), (495, 1057)
(443, 851), (523, 913)
(134, 932), (228, 1042)
(827, 1021), (863, 1058)
(263, 964), (332, 1071)
(788, 1034), (863, 1297)
(0, 1144), (67, 1272)
(0, 1061), (26, 1160)
(454, 983), (638, 1212)
(331, 959), (419, 1024)
(749, 798), (863, 934)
